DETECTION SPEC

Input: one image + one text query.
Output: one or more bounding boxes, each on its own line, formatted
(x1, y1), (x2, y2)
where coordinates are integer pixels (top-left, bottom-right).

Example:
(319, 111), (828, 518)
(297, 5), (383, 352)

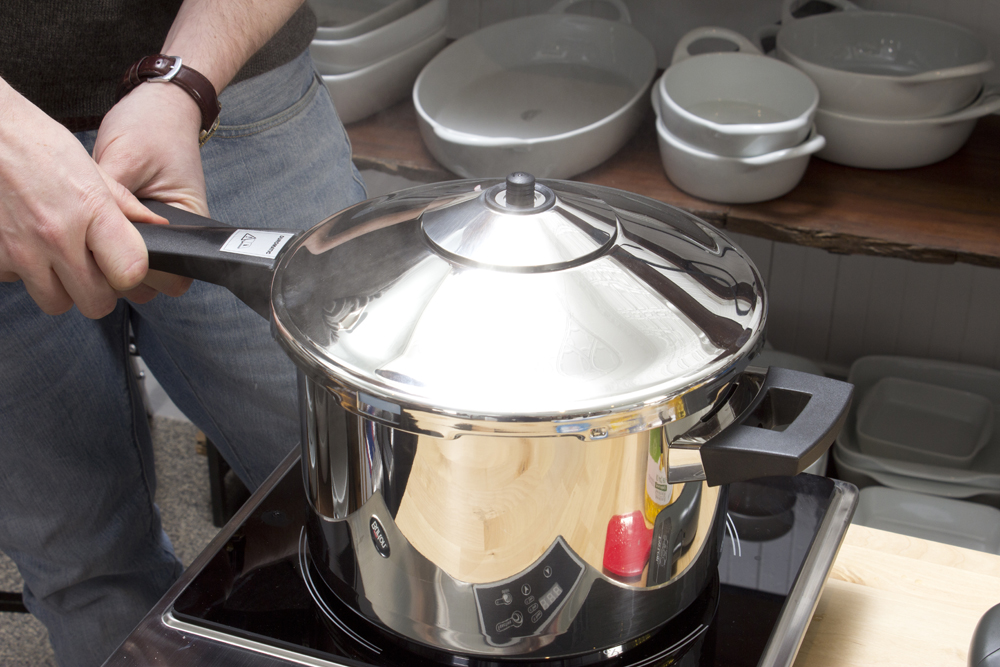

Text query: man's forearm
(161, 0), (306, 93)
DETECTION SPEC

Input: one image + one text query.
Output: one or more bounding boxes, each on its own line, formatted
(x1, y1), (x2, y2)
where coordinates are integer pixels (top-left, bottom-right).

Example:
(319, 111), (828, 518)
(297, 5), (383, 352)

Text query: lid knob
(505, 172), (536, 209)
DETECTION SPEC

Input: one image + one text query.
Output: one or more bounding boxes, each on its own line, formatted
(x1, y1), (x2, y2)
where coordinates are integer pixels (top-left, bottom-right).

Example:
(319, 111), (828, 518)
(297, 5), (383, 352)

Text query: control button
(472, 536), (586, 646)
(497, 611), (524, 633)
(496, 611), (524, 634)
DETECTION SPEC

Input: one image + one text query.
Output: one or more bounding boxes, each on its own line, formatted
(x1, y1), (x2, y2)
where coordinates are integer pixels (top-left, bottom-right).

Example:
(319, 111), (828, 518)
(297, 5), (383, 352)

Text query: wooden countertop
(795, 523), (1000, 667)
(344, 100), (1000, 268)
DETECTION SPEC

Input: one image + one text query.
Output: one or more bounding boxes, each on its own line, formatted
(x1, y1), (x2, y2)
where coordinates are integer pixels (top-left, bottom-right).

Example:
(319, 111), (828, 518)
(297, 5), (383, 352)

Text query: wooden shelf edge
(724, 215), (963, 266)
(347, 101), (1000, 267)
(353, 156), (453, 185)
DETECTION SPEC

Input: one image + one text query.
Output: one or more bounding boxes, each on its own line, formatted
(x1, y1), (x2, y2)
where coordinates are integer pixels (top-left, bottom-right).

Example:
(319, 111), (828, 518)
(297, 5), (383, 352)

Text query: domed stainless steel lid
(270, 174), (766, 439)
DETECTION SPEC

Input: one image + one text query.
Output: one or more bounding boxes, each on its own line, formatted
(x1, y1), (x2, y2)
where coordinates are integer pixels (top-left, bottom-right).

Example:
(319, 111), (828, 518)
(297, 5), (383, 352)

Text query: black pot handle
(647, 481), (702, 586)
(699, 367), (854, 486)
(133, 199), (301, 319)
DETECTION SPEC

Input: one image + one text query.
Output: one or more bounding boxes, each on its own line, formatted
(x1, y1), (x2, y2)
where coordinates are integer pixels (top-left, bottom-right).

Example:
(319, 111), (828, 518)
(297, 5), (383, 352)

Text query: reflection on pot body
(302, 375), (728, 656)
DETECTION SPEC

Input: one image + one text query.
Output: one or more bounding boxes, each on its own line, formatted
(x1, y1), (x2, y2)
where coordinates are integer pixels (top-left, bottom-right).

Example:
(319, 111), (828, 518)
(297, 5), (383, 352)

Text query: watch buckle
(150, 56), (183, 83)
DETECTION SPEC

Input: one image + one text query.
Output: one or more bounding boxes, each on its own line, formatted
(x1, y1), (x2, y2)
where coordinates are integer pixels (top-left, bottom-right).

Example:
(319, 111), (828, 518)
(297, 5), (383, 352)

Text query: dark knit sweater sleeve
(0, 1), (316, 121)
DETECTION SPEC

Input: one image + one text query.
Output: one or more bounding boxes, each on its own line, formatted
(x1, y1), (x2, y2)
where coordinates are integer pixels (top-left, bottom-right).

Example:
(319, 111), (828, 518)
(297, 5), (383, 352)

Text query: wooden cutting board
(795, 524), (1000, 667)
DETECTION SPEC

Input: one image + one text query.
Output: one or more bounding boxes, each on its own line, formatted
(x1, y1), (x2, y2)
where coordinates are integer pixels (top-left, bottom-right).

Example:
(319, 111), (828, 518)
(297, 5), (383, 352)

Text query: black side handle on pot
(134, 200), (301, 319)
(700, 367), (854, 487)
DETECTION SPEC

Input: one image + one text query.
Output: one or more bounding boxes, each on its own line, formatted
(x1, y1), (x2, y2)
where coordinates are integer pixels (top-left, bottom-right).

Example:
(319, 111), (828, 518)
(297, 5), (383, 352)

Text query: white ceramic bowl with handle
(654, 115), (825, 204)
(768, 0), (993, 120)
(310, 0), (447, 75)
(656, 27), (819, 158)
(813, 87), (1000, 169)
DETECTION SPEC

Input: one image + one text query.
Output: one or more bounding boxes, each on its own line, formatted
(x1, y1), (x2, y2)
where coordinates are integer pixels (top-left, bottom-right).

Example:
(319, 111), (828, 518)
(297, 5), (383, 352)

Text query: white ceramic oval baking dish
(413, 0), (656, 178)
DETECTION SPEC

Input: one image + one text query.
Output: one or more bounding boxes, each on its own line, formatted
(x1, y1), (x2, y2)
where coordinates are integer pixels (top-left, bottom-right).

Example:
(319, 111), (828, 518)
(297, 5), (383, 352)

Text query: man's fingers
(98, 167), (168, 226)
(117, 283), (160, 304)
(21, 268), (77, 316)
(93, 166), (200, 301)
(83, 203), (149, 293)
(119, 271), (192, 305)
(142, 269), (193, 297)
(52, 246), (123, 318)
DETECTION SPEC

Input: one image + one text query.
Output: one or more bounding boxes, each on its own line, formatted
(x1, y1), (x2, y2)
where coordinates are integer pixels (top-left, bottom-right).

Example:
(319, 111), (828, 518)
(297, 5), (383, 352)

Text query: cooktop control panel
(472, 537), (586, 646)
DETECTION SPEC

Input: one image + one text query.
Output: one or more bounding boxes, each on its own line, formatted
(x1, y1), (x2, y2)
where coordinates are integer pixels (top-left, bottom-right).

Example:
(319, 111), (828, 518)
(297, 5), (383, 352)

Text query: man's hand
(93, 0), (307, 306)
(2, 0), (307, 319)
(0, 80), (166, 318)
(94, 81), (206, 302)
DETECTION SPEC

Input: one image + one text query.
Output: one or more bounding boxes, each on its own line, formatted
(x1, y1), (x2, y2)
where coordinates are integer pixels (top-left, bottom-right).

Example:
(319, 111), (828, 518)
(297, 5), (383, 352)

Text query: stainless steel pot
(136, 174), (853, 660)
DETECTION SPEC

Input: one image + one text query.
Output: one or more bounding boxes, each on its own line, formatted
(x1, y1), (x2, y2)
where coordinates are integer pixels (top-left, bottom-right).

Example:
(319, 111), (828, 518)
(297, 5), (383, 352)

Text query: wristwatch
(117, 55), (222, 146)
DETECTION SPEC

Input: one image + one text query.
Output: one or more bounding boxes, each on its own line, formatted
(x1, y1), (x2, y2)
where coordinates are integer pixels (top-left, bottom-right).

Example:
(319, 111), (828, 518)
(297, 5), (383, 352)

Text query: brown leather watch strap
(117, 55), (222, 145)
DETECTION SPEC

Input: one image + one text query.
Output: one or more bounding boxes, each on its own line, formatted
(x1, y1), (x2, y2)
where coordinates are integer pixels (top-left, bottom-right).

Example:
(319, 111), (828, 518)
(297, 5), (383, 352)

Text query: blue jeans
(0, 51), (366, 666)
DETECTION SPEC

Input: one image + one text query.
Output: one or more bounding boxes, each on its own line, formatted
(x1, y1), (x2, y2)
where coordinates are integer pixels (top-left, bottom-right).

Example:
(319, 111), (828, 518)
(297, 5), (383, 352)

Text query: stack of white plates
(308, 0), (448, 124)
(833, 356), (1000, 507)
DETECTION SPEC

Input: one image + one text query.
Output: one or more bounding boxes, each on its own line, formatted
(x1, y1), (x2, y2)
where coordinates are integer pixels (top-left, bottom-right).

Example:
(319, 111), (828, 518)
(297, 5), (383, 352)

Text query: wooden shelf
(345, 99), (1000, 267)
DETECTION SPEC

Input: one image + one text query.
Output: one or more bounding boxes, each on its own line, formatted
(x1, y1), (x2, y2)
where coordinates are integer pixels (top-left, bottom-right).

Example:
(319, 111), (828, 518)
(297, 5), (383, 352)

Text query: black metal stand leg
(206, 439), (230, 528)
(0, 591), (28, 614)
(203, 436), (251, 528)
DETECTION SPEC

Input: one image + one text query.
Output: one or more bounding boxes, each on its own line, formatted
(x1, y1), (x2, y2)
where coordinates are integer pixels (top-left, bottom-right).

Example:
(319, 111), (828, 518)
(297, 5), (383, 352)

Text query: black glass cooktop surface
(168, 466), (855, 667)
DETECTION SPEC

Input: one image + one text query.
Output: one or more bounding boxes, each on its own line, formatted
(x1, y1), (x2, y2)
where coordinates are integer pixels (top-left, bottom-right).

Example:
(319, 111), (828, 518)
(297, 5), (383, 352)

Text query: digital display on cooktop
(172, 469), (840, 667)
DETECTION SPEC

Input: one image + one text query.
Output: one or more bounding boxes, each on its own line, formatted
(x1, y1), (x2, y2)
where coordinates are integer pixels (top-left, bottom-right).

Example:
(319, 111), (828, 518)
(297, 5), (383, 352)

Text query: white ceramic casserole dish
(813, 87), (1000, 169)
(412, 0), (655, 178)
(322, 26), (447, 124)
(309, 0), (415, 40)
(656, 27), (819, 158)
(310, 0), (447, 75)
(855, 376), (993, 468)
(654, 117), (824, 204)
(768, 0), (993, 119)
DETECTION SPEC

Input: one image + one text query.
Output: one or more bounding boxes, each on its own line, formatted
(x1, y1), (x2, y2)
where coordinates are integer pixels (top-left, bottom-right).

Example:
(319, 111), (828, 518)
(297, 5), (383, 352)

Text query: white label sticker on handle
(220, 230), (292, 258)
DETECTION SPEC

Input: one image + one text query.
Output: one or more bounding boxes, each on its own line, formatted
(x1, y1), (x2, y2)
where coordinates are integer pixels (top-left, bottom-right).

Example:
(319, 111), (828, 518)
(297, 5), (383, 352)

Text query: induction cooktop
(110, 451), (856, 667)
